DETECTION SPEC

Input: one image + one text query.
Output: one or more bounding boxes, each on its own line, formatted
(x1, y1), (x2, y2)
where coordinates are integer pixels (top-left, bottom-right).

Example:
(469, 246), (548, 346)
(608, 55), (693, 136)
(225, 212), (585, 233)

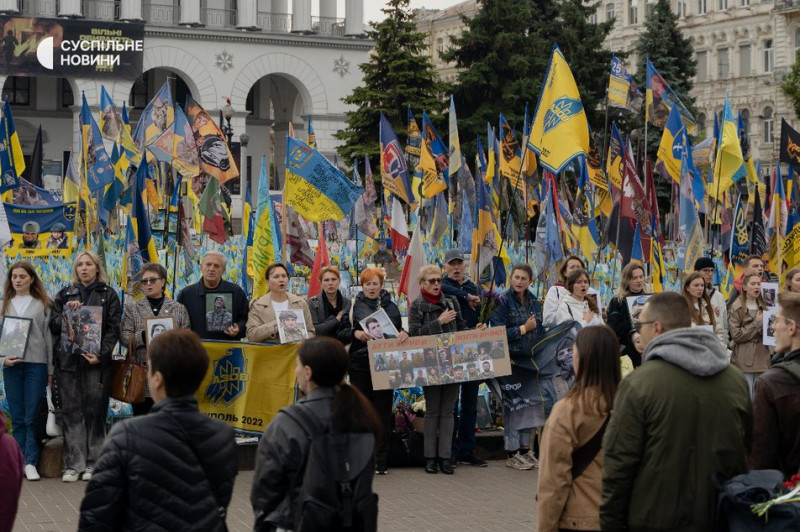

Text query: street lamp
(220, 98), (234, 144)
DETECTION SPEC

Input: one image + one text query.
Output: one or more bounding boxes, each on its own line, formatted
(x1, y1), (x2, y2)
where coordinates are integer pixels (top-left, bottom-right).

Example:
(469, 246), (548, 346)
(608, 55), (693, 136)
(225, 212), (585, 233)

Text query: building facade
(0, 0), (371, 216)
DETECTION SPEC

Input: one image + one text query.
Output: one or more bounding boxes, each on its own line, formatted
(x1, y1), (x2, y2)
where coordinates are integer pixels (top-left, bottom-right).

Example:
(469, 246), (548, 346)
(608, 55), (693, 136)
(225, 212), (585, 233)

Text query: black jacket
(176, 279), (248, 340)
(441, 276), (479, 328)
(50, 282), (121, 372)
(306, 291), (351, 338)
(408, 294), (466, 336)
(607, 295), (640, 367)
(78, 396), (238, 532)
(337, 290), (403, 372)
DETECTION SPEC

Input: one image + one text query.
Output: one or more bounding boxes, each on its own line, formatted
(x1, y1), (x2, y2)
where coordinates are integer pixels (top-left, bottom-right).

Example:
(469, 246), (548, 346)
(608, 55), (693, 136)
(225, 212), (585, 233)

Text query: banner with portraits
(4, 202), (76, 257)
(367, 326), (511, 391)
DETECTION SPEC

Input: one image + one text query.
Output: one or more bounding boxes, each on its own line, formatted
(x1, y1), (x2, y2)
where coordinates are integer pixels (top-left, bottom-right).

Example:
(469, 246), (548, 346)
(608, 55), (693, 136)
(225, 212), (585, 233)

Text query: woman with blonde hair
(784, 267), (800, 293)
(50, 251), (121, 482)
(682, 272), (725, 346)
(607, 263), (646, 367)
(1, 261), (53, 480)
(728, 272), (771, 398)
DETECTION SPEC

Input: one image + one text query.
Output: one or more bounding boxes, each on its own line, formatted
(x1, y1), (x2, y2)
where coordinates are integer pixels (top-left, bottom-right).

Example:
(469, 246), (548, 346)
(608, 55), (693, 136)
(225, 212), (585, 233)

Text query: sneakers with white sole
(521, 450), (540, 469)
(62, 469), (79, 482)
(505, 451), (534, 470)
(25, 464), (40, 481)
(82, 468), (93, 481)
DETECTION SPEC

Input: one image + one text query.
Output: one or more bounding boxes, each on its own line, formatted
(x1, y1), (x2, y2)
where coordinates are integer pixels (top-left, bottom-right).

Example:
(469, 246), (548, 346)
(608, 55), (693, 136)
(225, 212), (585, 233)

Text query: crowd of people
(1, 246), (799, 531)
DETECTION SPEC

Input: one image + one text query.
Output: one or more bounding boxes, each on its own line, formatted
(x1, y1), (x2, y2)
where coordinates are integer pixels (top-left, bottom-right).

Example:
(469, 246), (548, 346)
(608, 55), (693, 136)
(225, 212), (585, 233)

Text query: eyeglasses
(425, 278), (443, 284)
(774, 315), (796, 328)
(141, 277), (162, 285)
(632, 320), (656, 333)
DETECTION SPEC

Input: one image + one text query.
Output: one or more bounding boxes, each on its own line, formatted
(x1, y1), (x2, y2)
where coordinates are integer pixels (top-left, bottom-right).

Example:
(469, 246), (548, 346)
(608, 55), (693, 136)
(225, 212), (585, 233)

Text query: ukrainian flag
(248, 156), (278, 299)
(657, 105), (686, 184)
(0, 99), (25, 192)
(99, 86), (122, 143)
(284, 136), (363, 222)
(713, 97), (746, 200)
(122, 164), (157, 290)
(630, 222), (644, 265)
(171, 105), (199, 177)
(529, 44), (589, 174)
(448, 95), (462, 177)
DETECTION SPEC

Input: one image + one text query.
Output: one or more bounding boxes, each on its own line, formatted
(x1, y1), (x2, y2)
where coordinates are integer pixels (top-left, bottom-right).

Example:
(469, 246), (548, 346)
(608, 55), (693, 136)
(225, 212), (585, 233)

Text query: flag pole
(281, 133), (289, 265)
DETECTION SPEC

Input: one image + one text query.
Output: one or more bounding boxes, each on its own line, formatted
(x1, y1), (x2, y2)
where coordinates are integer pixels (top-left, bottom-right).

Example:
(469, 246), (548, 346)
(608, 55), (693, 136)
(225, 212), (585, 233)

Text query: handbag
(45, 386), (62, 437)
(387, 405), (425, 468)
(110, 338), (147, 404)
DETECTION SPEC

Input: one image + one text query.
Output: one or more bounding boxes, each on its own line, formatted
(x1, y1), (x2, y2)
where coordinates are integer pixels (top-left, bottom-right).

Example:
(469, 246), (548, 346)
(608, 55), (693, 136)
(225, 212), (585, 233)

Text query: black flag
(779, 118), (800, 174)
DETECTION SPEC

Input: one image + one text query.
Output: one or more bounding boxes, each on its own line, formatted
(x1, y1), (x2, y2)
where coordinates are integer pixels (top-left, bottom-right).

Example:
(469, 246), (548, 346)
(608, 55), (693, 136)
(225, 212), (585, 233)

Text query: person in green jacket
(600, 292), (752, 532)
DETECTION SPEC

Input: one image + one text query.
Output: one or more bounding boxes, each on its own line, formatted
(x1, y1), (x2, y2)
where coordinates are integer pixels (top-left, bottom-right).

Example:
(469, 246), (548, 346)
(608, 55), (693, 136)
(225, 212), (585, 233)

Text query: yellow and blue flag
(783, 169), (800, 271)
(608, 55), (643, 112)
(248, 156), (279, 299)
(630, 222), (644, 265)
(380, 113), (415, 204)
(284, 136), (363, 222)
(677, 155), (706, 273)
(0, 99), (24, 192)
(122, 164), (158, 290)
(533, 177), (564, 278)
(529, 44), (589, 174)
(80, 93), (115, 193)
(657, 105), (686, 184)
(306, 115), (316, 149)
(186, 95), (238, 185)
(132, 81), (174, 150)
(606, 122), (624, 199)
(572, 157), (598, 260)
(650, 218), (666, 292)
(448, 95), (461, 177)
(769, 163), (787, 275)
(646, 59), (696, 133)
(499, 114), (525, 199)
(99, 86), (122, 143)
(713, 97), (746, 200)
(171, 105), (199, 177)
(421, 111), (449, 199)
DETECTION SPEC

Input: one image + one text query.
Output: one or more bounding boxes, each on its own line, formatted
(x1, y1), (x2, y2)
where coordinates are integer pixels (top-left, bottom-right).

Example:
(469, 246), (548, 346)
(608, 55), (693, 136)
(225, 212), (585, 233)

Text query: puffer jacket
(489, 288), (544, 357)
(306, 290), (351, 337)
(600, 327), (752, 532)
(728, 298), (771, 373)
(336, 290), (403, 372)
(79, 396), (238, 531)
(50, 282), (122, 372)
(538, 390), (609, 531)
(0, 410), (23, 532)
(408, 293), (466, 336)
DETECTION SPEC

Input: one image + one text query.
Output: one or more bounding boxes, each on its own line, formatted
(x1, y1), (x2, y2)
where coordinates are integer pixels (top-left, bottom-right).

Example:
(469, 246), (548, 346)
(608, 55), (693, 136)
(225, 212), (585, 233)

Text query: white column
(345, 0), (363, 36)
(179, 0), (202, 25)
(272, 0), (288, 14)
(237, 0), (259, 29)
(291, 0), (311, 33)
(58, 0), (82, 17)
(119, 0), (142, 21)
(0, 0), (19, 12)
(319, 0), (336, 19)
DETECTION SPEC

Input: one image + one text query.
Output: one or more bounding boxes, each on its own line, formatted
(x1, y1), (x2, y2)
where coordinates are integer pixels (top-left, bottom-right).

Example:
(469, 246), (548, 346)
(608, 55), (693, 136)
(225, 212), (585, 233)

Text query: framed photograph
(60, 306), (103, 357)
(359, 308), (399, 340)
(763, 308), (776, 347)
(151, 209), (167, 232)
(205, 293), (233, 332)
(626, 294), (653, 322)
(761, 283), (778, 309)
(153, 232), (164, 249)
(277, 309), (309, 344)
(146, 317), (174, 345)
(167, 212), (179, 234)
(0, 316), (32, 360)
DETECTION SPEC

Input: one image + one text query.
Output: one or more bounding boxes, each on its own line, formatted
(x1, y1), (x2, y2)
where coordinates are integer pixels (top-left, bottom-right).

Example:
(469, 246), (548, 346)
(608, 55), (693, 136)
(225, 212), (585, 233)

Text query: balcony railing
(310, 16), (344, 37)
(775, 0), (800, 10)
(257, 11), (292, 32)
(202, 8), (236, 29)
(82, 0), (117, 20)
(143, 2), (177, 26)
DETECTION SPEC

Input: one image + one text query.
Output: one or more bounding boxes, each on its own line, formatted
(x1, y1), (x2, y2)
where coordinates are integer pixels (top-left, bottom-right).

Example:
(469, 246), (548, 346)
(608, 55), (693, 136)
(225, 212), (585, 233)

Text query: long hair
(566, 269), (598, 314)
(566, 326), (621, 412)
(785, 267), (800, 292)
(559, 255), (585, 282)
(1, 261), (51, 316)
(614, 263), (644, 302)
(737, 272), (766, 321)
(682, 272), (716, 328)
(70, 250), (108, 284)
(298, 337), (381, 438)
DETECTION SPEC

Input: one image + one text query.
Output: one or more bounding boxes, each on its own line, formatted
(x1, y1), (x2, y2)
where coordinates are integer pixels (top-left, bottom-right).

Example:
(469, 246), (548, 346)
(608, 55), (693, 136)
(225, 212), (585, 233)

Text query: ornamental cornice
(143, 27), (374, 51)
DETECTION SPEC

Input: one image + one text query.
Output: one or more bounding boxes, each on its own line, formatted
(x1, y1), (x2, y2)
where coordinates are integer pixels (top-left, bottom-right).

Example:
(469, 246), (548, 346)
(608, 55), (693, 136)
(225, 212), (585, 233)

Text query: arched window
(436, 37), (444, 54)
(763, 107), (774, 144)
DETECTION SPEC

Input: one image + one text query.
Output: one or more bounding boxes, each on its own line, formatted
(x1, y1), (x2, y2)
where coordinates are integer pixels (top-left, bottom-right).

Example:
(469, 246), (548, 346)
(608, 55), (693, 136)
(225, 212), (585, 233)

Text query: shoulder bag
(110, 337), (147, 404)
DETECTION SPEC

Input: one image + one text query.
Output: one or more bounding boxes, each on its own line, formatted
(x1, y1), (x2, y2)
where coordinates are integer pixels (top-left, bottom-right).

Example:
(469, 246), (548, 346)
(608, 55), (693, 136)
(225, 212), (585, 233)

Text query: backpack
(281, 404), (379, 532)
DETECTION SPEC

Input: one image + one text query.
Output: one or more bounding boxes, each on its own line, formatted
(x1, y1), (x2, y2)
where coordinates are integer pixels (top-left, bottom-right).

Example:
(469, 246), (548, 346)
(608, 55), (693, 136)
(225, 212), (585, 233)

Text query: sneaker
(520, 450), (540, 469)
(81, 468), (93, 481)
(25, 464), (40, 481)
(375, 460), (388, 475)
(505, 452), (534, 470)
(62, 469), (80, 482)
(458, 454), (488, 467)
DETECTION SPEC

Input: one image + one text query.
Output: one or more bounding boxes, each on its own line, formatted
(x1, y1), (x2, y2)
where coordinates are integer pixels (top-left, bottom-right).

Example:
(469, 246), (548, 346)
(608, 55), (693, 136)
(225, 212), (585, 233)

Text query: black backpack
(281, 404), (379, 532)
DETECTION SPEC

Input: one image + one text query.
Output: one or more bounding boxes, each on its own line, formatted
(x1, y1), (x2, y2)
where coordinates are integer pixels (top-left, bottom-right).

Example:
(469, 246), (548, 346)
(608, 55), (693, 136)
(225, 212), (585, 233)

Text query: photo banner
(367, 326), (511, 391)
(196, 341), (297, 437)
(0, 16), (144, 79)
(4, 201), (76, 257)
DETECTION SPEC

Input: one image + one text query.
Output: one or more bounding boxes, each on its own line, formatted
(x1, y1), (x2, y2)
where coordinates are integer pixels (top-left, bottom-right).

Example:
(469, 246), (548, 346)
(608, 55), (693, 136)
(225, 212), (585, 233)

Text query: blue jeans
(3, 362), (48, 465)
(451, 380), (479, 459)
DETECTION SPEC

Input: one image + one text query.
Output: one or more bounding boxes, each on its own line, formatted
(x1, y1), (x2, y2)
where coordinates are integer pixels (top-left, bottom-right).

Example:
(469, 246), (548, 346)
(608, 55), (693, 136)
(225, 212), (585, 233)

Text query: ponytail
(332, 383), (381, 440)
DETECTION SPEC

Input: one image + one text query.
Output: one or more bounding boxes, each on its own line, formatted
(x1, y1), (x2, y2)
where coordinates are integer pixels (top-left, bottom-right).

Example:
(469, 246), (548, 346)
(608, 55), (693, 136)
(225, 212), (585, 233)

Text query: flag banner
(677, 169), (705, 273)
(646, 58), (696, 133)
(784, 191), (800, 272)
(606, 122), (624, 197)
(780, 118), (800, 174)
(448, 95), (462, 177)
(4, 202), (76, 257)
(0, 16), (144, 79)
(196, 340), (297, 437)
(27, 125), (43, 187)
(530, 44), (589, 174)
(99, 86), (122, 143)
(499, 114), (525, 199)
(751, 187), (768, 260)
(285, 137), (363, 222)
(421, 111), (449, 198)
(608, 55), (643, 112)
(367, 326), (511, 391)
(171, 105), (200, 177)
(306, 115), (316, 149)
(186, 96), (238, 185)
(133, 82), (174, 149)
(657, 105), (687, 184)
(572, 159), (599, 260)
(533, 179), (564, 279)
(12, 176), (57, 206)
(405, 108), (422, 157)
(0, 99), (24, 192)
(80, 94), (115, 192)
(380, 113), (415, 204)
(713, 97), (745, 200)
(354, 157), (379, 238)
(730, 193), (750, 269)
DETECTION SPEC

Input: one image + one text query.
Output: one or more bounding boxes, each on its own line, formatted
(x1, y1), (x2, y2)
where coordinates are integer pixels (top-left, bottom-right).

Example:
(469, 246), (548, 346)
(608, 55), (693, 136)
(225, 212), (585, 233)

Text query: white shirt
(543, 285), (602, 328)
(272, 299), (289, 313)
(555, 294), (605, 328)
(11, 294), (33, 316)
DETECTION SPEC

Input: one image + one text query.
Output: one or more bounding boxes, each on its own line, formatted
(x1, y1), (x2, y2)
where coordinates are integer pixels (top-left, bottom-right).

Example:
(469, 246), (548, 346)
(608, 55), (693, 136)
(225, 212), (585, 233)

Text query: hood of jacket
(773, 349), (800, 382)
(643, 327), (729, 377)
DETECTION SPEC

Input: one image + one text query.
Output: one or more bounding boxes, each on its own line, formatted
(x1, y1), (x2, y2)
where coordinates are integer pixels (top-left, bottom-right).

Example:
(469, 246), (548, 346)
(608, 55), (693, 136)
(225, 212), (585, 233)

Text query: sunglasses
(141, 277), (162, 285)
(425, 278), (443, 284)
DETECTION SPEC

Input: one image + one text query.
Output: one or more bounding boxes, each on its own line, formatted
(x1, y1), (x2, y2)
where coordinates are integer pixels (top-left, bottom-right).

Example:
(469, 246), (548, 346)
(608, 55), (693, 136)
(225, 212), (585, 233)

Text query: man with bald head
(601, 292), (752, 532)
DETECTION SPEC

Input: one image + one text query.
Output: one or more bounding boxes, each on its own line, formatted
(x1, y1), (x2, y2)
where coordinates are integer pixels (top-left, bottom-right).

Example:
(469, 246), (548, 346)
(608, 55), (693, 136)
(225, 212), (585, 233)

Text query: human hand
(397, 330), (409, 343)
(467, 294), (481, 310)
(356, 330), (373, 342)
(66, 301), (82, 309)
(438, 309), (457, 325)
(81, 353), (100, 365)
(583, 310), (595, 323)
(477, 323), (488, 330)
(224, 323), (240, 337)
(524, 316), (537, 331)
(2, 356), (22, 367)
(336, 311), (344, 321)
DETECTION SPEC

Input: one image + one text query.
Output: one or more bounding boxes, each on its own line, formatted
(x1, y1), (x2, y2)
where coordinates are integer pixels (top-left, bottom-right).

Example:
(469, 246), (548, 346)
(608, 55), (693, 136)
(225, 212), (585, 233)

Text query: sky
(363, 0), (465, 24)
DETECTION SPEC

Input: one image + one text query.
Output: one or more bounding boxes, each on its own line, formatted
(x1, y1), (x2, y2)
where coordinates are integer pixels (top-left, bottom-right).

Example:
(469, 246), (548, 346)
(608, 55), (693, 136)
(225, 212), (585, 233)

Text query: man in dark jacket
(441, 248), (487, 467)
(79, 329), (237, 531)
(177, 250), (248, 340)
(601, 292), (752, 532)
(749, 291), (800, 478)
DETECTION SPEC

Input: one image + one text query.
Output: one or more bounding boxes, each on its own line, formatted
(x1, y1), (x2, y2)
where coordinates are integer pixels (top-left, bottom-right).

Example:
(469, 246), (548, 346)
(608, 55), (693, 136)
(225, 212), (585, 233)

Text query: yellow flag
(713, 98), (744, 200)
(529, 45), (589, 173)
(421, 138), (445, 198)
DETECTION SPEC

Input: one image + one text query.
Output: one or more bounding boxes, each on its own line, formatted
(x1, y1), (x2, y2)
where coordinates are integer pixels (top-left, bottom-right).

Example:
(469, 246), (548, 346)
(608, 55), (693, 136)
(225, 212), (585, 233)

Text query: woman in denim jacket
(490, 264), (546, 470)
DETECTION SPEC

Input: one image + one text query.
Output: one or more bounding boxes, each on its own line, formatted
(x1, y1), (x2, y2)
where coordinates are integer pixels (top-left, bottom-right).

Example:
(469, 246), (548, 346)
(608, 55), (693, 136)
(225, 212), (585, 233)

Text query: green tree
(335, 0), (444, 165)
(783, 50), (800, 119)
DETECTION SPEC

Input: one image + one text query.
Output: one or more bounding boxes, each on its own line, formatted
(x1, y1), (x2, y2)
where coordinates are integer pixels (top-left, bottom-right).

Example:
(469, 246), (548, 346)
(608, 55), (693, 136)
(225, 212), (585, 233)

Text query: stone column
(58, 0), (82, 17)
(345, 0), (363, 36)
(0, 0), (19, 12)
(237, 0), (259, 29)
(119, 0), (142, 21)
(291, 0), (311, 33)
(319, 0), (336, 19)
(179, 0), (202, 25)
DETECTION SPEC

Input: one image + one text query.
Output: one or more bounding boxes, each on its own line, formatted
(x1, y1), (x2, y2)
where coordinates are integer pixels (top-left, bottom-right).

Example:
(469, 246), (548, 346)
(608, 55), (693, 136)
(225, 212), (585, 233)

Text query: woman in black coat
(607, 263), (647, 367)
(306, 265), (351, 337)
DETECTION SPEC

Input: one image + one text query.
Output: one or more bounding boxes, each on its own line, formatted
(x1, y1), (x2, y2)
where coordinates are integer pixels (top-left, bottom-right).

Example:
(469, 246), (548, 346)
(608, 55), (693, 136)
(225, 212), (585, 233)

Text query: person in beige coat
(246, 263), (314, 343)
(728, 272), (771, 399)
(537, 326), (621, 532)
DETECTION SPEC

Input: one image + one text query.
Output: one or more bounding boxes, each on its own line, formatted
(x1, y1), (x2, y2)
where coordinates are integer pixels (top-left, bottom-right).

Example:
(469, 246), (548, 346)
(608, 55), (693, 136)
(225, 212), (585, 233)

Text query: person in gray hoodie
(601, 292), (752, 532)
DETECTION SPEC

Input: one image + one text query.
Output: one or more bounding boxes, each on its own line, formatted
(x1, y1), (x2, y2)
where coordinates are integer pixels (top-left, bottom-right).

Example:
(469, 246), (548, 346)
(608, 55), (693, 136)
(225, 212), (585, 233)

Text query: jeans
(57, 366), (110, 472)
(348, 367), (393, 466)
(504, 427), (532, 452)
(2, 362), (47, 465)
(422, 383), (459, 459)
(452, 380), (479, 459)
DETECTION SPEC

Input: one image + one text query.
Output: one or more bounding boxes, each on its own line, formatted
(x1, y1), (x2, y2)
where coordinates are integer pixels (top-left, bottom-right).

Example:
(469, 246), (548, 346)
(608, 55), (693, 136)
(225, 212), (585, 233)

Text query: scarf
(322, 290), (343, 318)
(421, 289), (442, 305)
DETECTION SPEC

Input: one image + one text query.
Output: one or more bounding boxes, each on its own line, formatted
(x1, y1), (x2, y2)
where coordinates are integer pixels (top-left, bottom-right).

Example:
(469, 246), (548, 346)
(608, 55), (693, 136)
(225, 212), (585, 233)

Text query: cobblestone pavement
(14, 460), (539, 531)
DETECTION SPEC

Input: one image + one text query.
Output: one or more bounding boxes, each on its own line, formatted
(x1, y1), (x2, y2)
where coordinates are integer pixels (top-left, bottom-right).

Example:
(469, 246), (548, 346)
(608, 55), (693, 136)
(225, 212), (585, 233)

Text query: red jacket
(0, 410), (23, 531)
